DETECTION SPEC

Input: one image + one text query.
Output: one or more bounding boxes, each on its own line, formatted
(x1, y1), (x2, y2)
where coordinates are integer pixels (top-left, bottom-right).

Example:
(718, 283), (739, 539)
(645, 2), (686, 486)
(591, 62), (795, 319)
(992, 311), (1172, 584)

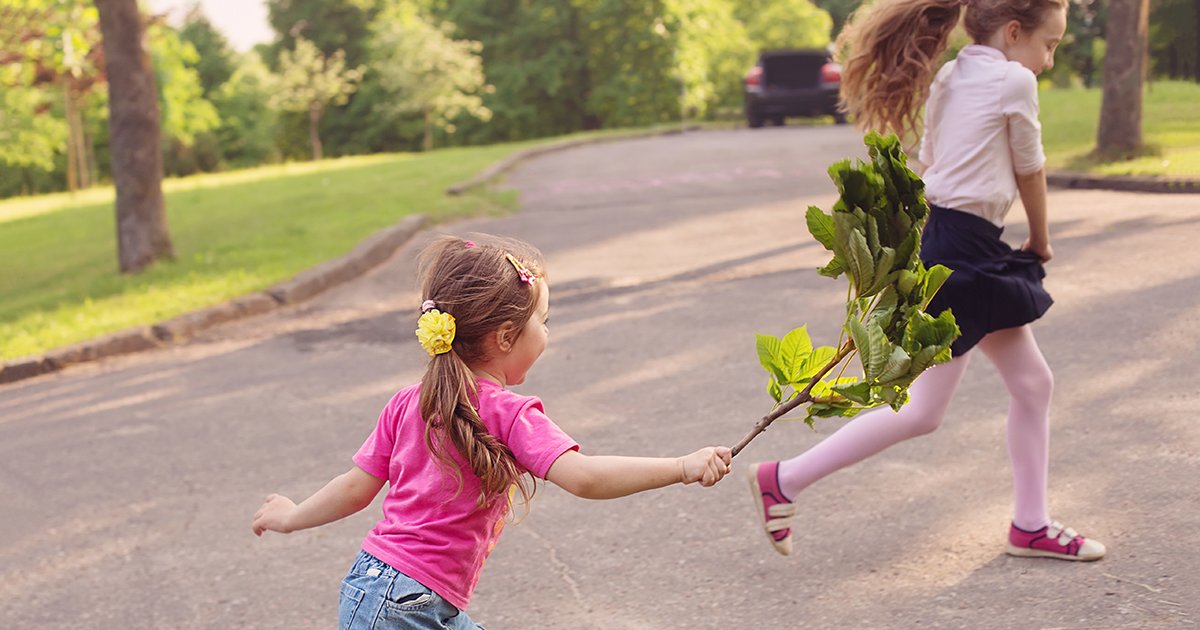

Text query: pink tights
(776, 325), (1052, 530)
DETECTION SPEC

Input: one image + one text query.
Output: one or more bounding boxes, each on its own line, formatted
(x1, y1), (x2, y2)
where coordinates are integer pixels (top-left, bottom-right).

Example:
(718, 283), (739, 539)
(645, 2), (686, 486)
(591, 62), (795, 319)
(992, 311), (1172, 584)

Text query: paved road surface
(3, 126), (1198, 628)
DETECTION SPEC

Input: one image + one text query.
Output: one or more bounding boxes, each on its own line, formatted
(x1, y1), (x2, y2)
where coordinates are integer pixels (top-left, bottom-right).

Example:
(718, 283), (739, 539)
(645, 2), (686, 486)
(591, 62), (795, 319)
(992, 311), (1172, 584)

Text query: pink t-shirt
(352, 379), (578, 610)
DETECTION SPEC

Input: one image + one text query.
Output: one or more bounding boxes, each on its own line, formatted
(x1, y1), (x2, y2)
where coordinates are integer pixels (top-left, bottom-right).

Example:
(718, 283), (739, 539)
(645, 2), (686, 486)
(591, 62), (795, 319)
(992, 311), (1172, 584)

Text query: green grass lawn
(0, 132), (629, 361)
(1040, 80), (1200, 177)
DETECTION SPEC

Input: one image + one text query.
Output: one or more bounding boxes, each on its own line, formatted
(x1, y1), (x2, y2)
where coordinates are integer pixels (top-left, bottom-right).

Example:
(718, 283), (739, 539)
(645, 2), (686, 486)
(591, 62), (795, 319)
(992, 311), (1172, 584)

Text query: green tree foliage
(212, 52), (280, 166)
(1, 0), (104, 191)
(735, 0), (833, 51)
(178, 5), (236, 96)
(1150, 0), (1198, 80)
(270, 37), (365, 160)
(0, 86), (67, 171)
(369, 1), (491, 151)
(433, 0), (590, 143)
(149, 23), (220, 147)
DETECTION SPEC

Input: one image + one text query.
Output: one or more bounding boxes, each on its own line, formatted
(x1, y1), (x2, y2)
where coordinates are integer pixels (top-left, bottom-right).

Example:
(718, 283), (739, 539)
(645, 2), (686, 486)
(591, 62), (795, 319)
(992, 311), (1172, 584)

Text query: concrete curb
(1, 214), (428, 386)
(446, 125), (702, 195)
(1047, 171), (1200, 194)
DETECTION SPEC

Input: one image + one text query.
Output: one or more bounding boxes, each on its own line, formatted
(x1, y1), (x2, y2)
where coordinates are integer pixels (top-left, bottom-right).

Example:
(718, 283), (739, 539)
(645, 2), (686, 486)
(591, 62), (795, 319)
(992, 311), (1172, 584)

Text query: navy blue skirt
(920, 205), (1053, 356)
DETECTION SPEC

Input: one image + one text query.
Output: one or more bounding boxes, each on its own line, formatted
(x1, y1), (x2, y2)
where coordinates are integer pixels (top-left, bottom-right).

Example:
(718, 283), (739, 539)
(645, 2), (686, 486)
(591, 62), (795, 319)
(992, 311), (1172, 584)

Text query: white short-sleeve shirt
(918, 45), (1046, 226)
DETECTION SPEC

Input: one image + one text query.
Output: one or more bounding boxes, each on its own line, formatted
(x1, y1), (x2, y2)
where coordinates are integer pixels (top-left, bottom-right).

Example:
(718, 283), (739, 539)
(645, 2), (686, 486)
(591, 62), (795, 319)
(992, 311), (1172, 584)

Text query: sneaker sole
(747, 463), (792, 557)
(1005, 543), (1105, 562)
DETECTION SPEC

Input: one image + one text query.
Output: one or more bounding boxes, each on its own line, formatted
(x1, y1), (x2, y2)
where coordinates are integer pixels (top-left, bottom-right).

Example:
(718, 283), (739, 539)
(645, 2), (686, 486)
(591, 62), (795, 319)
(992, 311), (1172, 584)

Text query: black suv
(743, 49), (847, 127)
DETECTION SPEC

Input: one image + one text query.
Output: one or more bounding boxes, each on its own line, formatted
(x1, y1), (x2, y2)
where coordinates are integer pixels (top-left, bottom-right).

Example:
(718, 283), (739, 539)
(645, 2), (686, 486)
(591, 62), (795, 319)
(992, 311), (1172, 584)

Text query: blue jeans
(339, 550), (484, 630)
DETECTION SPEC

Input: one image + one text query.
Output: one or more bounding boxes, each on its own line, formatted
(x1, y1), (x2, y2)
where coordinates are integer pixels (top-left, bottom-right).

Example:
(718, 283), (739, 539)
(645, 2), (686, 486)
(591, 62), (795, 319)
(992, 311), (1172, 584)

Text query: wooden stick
(731, 341), (855, 457)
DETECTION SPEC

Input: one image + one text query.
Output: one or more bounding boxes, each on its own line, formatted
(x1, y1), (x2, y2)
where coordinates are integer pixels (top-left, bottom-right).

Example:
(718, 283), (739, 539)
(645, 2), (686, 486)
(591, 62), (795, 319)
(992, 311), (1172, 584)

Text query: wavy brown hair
(837, 0), (1068, 141)
(416, 234), (545, 509)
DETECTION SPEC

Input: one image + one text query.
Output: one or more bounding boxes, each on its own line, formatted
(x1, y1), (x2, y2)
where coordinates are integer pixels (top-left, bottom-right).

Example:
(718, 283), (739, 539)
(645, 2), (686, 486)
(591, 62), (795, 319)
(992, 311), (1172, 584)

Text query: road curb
(446, 125), (702, 196)
(1, 214), (428, 386)
(1047, 171), (1200, 194)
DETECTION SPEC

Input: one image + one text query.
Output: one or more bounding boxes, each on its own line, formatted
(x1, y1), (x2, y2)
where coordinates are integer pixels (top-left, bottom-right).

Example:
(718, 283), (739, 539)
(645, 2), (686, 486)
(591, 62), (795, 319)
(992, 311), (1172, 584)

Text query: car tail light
(820, 62), (842, 85)
(744, 66), (763, 92)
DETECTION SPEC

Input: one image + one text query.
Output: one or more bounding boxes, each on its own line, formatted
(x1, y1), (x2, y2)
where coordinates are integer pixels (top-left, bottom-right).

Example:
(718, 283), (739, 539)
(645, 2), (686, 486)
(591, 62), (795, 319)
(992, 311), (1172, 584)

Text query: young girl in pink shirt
(253, 235), (732, 628)
(748, 0), (1105, 561)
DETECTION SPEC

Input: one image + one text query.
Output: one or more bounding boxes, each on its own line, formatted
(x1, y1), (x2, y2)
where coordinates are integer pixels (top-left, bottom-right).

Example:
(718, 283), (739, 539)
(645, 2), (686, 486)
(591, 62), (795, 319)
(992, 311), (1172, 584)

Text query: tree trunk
(423, 109), (433, 152)
(309, 105), (323, 161)
(1195, 0), (1200, 82)
(96, 0), (174, 274)
(1096, 0), (1150, 156)
(66, 89), (91, 189)
(64, 88), (79, 193)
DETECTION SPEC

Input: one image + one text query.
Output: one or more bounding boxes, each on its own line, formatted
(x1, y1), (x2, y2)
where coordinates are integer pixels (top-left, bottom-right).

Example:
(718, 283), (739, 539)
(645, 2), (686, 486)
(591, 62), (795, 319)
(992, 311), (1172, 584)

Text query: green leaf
(865, 213), (881, 254)
(767, 377), (782, 403)
(877, 346), (912, 383)
(779, 326), (813, 382)
(806, 206), (837, 251)
(908, 346), (942, 378)
(846, 229), (874, 295)
(867, 246), (897, 296)
(755, 334), (786, 383)
(923, 264), (953, 307)
(849, 317), (889, 381)
(832, 381), (872, 404)
(817, 256), (845, 279)
(798, 345), (838, 382)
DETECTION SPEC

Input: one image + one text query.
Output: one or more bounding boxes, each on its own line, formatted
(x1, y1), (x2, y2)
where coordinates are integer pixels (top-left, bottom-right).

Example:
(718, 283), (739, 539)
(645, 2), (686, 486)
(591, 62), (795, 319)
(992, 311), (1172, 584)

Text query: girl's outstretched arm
(252, 466), (386, 536)
(545, 447), (732, 500)
(1016, 167), (1053, 262)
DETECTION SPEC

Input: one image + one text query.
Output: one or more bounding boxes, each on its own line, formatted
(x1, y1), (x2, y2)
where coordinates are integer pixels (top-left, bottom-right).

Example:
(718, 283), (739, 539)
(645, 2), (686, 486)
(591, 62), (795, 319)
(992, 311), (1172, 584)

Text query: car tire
(832, 111), (849, 125)
(747, 109), (765, 128)
(771, 116), (786, 127)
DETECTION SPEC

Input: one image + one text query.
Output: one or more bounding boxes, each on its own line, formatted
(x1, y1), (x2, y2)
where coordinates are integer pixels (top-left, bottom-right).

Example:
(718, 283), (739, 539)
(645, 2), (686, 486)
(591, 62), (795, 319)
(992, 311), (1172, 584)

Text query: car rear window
(762, 53), (827, 88)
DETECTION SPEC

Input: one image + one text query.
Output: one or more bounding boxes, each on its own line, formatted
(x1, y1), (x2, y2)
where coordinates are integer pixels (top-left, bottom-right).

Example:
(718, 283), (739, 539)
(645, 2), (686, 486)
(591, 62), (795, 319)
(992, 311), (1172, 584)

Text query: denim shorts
(339, 550), (484, 630)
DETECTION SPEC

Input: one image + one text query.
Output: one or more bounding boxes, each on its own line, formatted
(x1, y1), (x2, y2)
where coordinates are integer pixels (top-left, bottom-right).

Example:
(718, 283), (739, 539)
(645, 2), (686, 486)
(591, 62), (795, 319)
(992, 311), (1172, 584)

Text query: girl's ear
(1005, 19), (1022, 45)
(494, 321), (518, 353)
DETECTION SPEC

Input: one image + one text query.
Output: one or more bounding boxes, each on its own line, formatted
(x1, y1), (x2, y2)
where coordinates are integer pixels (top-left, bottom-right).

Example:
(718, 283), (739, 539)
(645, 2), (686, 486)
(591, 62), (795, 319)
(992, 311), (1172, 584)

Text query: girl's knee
(1012, 364), (1054, 404)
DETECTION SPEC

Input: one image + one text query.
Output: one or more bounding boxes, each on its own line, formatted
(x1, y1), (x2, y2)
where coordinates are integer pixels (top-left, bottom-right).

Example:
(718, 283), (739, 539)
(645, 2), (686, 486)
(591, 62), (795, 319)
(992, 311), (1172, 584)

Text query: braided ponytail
(416, 235), (544, 509)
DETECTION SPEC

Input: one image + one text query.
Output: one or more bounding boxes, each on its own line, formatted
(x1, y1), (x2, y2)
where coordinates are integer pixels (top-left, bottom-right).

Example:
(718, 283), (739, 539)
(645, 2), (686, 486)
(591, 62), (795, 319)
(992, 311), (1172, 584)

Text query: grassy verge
(1040, 80), (1200, 177)
(0, 129), (650, 361)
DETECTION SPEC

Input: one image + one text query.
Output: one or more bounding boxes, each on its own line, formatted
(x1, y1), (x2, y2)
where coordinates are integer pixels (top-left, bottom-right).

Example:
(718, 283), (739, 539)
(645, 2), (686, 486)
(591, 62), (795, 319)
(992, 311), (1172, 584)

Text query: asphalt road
(2, 126), (1198, 629)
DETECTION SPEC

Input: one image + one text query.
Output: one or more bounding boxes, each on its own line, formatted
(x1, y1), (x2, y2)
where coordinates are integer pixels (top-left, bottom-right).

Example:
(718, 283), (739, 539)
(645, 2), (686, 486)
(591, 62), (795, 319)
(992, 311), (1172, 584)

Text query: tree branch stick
(731, 341), (855, 457)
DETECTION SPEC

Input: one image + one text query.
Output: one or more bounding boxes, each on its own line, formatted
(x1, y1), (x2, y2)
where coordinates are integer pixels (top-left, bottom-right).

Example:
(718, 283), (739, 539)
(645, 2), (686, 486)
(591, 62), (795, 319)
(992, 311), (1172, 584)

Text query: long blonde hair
(837, 0), (1068, 140)
(416, 234), (545, 508)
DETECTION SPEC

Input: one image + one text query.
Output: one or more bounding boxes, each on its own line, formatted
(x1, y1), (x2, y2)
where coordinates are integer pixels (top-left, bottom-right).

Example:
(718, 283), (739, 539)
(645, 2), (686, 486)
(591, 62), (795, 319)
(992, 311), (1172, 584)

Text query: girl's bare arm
(1016, 167), (1053, 262)
(545, 447), (731, 500)
(252, 466), (386, 536)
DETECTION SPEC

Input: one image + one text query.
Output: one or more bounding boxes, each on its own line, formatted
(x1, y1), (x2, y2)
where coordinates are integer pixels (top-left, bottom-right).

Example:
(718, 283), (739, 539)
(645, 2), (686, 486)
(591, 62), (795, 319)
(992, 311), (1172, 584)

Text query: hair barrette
(421, 299), (437, 313)
(464, 241), (476, 248)
(505, 254), (537, 285)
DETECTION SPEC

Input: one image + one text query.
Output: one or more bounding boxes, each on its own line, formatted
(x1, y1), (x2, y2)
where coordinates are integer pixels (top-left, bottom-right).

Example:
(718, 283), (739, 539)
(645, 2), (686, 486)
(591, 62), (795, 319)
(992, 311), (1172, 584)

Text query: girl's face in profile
(501, 281), (550, 386)
(1004, 6), (1067, 76)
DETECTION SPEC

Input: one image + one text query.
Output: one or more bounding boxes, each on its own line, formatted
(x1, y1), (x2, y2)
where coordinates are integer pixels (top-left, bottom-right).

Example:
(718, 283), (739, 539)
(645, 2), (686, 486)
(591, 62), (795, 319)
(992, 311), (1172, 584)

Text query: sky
(144, 0), (273, 52)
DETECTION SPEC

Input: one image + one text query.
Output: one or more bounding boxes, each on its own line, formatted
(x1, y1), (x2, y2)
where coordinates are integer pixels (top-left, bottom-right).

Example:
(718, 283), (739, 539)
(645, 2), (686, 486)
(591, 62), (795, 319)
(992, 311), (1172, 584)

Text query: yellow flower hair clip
(416, 301), (456, 356)
(505, 254), (537, 285)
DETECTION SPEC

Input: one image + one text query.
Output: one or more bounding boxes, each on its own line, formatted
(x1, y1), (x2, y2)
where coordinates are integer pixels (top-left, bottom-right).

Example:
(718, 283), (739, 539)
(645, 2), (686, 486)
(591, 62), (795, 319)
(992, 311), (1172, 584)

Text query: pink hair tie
(463, 240), (476, 248)
(421, 299), (437, 313)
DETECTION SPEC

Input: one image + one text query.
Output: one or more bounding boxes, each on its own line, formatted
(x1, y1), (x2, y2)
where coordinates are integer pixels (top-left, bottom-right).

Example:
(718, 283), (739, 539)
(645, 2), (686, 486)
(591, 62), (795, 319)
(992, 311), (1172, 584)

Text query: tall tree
(1096, 0), (1150, 156)
(369, 2), (490, 151)
(1, 0), (105, 191)
(96, 0), (175, 273)
(178, 5), (236, 96)
(271, 38), (364, 160)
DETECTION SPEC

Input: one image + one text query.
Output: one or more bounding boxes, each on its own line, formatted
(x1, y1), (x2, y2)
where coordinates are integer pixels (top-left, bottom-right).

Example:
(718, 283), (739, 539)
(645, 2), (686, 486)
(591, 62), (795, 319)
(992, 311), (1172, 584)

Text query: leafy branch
(731, 132), (961, 457)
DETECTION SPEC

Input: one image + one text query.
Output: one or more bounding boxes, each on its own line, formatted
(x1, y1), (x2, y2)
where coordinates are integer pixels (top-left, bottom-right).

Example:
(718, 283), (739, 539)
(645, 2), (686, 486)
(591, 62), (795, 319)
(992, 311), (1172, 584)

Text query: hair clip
(421, 299), (437, 313)
(505, 254), (537, 285)
(464, 241), (476, 248)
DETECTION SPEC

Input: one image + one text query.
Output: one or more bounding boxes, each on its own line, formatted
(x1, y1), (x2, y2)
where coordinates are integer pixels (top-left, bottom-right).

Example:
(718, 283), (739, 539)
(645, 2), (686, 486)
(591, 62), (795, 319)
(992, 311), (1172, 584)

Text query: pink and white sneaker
(1006, 521), (1106, 561)
(747, 461), (797, 556)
